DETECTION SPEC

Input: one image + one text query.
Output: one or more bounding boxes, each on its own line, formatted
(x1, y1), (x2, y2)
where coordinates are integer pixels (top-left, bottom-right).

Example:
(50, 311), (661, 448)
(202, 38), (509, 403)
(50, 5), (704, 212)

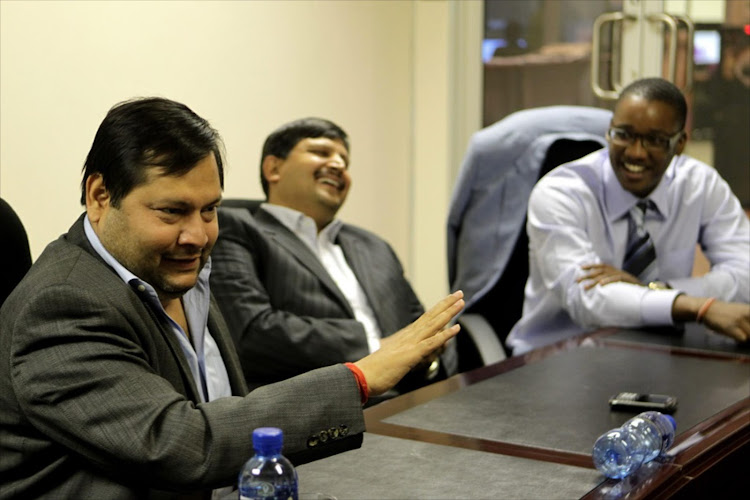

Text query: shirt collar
(260, 203), (343, 245)
(603, 154), (678, 221)
(83, 215), (212, 305)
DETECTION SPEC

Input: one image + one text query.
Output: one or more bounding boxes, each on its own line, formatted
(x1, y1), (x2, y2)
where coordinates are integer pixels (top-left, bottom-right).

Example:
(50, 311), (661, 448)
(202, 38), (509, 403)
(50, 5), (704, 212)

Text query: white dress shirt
(507, 149), (750, 354)
(261, 204), (384, 353)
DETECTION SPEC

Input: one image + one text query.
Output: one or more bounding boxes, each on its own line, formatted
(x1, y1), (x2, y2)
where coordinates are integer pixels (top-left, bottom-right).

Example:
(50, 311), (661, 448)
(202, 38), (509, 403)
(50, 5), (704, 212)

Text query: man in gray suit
(211, 118), (455, 397)
(0, 98), (463, 498)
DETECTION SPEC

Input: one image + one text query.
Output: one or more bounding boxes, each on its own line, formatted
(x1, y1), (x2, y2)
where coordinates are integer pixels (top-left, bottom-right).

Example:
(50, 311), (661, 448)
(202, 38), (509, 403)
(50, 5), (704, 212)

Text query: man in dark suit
(0, 98), (463, 498)
(211, 118), (455, 396)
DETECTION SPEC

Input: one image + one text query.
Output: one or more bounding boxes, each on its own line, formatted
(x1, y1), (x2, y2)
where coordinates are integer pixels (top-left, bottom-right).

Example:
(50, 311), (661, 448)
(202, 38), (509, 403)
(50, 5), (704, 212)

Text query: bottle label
(239, 482), (297, 500)
(240, 481), (274, 499)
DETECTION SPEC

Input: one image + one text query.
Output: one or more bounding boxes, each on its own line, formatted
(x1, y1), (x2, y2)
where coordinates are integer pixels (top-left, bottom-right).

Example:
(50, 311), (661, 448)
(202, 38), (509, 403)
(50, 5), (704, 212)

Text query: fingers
(582, 280), (598, 291)
(577, 265), (610, 287)
(355, 317), (462, 396)
(579, 272), (611, 290)
(577, 265), (604, 283)
(596, 275), (632, 287)
(419, 324), (461, 355)
(741, 317), (750, 338)
(733, 314), (750, 342)
(433, 290), (464, 312)
(580, 263), (607, 271)
(437, 298), (465, 326)
(440, 323), (461, 342)
(722, 326), (749, 343)
(705, 303), (750, 343)
(384, 291), (464, 350)
(577, 264), (641, 289)
(419, 291), (463, 320)
(418, 291), (465, 334)
(421, 300), (464, 340)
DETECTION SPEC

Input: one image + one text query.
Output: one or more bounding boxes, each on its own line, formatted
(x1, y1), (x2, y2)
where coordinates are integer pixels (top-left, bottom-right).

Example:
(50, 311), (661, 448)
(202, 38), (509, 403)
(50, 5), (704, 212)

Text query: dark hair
(80, 97), (224, 206)
(617, 78), (688, 131)
(259, 117), (349, 196)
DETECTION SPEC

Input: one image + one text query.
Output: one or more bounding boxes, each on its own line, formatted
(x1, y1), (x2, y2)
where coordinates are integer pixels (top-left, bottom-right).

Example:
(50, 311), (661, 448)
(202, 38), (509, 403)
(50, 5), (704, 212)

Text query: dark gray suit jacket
(211, 206), (453, 390)
(0, 215), (364, 499)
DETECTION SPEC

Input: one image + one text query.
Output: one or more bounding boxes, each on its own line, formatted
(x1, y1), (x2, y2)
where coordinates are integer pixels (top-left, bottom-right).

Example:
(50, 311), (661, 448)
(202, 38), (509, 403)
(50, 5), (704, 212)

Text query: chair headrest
(220, 198), (263, 214)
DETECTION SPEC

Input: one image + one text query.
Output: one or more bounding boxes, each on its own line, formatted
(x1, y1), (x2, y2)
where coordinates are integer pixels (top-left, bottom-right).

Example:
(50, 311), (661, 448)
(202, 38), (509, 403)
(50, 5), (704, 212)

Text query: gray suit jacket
(210, 206), (453, 390)
(447, 105), (611, 310)
(0, 215), (364, 500)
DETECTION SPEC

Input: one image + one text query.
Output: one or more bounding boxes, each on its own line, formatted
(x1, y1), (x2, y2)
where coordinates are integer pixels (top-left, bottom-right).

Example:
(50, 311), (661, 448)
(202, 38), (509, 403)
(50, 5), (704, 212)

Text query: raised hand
(354, 291), (464, 396)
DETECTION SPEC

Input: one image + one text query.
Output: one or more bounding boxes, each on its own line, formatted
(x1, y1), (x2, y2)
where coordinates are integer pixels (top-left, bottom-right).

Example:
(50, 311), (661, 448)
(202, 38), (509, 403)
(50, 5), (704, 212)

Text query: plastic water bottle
(239, 427), (299, 500)
(591, 411), (677, 479)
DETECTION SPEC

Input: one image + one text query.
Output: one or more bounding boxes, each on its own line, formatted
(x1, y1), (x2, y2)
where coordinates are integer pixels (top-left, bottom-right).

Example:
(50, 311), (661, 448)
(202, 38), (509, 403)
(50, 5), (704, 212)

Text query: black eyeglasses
(607, 127), (683, 153)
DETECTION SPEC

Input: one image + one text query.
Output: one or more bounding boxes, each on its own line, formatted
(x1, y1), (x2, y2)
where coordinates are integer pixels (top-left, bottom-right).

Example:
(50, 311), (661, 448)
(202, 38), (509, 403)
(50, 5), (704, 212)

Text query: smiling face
(608, 95), (686, 198)
(86, 153), (222, 304)
(264, 136), (351, 230)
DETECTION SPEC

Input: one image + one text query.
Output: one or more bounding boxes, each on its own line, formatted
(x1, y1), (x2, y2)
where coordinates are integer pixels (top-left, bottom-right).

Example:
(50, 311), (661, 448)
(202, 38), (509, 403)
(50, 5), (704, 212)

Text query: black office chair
(448, 106), (612, 372)
(221, 198), (263, 214)
(1, 198), (33, 308)
(457, 140), (604, 370)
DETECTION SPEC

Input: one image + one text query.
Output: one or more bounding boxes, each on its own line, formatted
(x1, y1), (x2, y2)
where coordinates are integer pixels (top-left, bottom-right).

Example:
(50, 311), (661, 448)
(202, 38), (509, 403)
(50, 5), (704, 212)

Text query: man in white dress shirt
(507, 77), (750, 354)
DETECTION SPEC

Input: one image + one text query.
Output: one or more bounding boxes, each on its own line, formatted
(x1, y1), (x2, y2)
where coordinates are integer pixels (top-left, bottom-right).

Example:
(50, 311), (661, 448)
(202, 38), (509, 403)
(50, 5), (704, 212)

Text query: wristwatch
(425, 358), (441, 380)
(647, 281), (672, 290)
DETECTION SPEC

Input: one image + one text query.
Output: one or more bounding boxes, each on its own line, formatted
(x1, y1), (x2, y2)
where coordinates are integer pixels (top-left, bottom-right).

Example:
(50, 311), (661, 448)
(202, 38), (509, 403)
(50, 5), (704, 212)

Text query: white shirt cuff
(640, 289), (682, 325)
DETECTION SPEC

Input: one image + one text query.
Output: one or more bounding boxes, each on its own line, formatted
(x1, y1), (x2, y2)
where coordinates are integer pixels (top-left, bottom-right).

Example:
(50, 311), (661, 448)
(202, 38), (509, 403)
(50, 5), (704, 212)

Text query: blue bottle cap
(252, 427), (284, 455)
(664, 414), (677, 431)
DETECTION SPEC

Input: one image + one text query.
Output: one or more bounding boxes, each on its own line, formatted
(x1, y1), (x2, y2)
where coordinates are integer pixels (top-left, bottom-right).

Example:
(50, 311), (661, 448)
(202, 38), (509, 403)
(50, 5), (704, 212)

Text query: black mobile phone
(608, 392), (678, 413)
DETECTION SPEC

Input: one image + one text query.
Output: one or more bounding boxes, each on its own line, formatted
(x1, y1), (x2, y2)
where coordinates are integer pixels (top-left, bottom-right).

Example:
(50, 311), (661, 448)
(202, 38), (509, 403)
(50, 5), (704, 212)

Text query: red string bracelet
(344, 362), (369, 405)
(696, 297), (717, 323)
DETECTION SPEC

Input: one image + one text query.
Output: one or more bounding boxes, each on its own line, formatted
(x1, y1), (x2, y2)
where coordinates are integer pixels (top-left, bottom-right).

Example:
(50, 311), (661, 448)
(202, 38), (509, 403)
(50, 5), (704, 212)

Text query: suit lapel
(255, 210), (354, 315)
(67, 216), (205, 403)
(337, 230), (383, 327)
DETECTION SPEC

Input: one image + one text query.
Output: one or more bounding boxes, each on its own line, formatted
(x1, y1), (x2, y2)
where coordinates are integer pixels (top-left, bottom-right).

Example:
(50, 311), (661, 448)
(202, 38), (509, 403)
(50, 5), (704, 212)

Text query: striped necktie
(622, 200), (658, 283)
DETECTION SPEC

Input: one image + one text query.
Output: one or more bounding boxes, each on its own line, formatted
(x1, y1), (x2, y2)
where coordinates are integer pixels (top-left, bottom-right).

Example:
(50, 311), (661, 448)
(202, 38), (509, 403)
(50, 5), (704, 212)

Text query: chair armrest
(457, 313), (507, 366)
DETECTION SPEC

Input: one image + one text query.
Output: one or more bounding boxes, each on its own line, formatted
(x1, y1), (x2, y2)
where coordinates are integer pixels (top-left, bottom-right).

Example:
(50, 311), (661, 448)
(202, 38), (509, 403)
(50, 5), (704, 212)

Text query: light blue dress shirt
(83, 216), (232, 402)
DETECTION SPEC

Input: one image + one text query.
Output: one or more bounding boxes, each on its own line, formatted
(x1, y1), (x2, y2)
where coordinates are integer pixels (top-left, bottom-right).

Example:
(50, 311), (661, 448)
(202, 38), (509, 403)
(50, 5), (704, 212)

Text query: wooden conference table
(296, 324), (750, 499)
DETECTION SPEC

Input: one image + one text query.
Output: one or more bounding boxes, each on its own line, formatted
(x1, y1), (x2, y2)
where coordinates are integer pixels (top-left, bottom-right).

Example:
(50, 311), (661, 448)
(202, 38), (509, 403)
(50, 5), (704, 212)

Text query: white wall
(0, 0), (483, 307)
(666, 0), (726, 22)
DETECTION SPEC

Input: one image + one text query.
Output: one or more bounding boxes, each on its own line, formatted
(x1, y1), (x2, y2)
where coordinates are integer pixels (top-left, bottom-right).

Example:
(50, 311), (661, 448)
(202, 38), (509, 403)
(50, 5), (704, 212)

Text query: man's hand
(354, 291), (464, 396)
(378, 335), (445, 377)
(673, 295), (750, 342)
(704, 301), (750, 342)
(578, 263), (641, 290)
